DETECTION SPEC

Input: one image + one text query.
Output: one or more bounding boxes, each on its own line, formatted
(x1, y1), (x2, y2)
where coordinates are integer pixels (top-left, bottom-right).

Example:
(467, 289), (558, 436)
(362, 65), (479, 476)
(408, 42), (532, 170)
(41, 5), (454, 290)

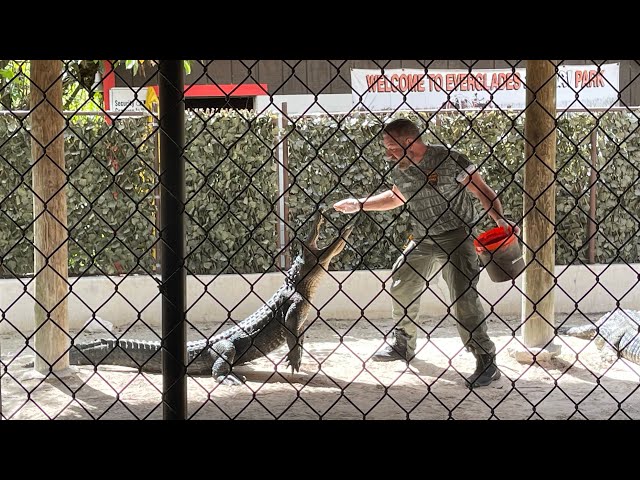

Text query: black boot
(465, 351), (485, 386)
(466, 352), (501, 388)
(372, 329), (415, 363)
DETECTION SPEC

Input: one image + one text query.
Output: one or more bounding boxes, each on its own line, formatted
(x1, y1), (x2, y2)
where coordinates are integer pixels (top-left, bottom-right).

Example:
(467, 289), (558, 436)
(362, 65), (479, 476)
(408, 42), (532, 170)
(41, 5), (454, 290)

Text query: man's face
(383, 133), (414, 162)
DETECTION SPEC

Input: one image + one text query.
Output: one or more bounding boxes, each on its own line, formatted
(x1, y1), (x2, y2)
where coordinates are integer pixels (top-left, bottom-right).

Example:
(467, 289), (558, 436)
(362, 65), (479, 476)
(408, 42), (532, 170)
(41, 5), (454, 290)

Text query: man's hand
(496, 218), (520, 236)
(333, 198), (362, 214)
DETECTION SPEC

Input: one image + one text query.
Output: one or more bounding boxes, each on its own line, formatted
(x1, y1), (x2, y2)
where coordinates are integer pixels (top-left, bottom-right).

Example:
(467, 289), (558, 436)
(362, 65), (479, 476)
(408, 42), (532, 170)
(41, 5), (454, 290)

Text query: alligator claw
(285, 352), (302, 373)
(215, 373), (246, 386)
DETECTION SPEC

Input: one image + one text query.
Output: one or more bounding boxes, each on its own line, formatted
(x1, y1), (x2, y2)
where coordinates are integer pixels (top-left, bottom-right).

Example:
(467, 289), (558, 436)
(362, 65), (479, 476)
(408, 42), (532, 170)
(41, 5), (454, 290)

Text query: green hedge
(184, 110), (279, 275)
(594, 112), (640, 264)
(0, 116), (157, 277)
(1, 109), (639, 278)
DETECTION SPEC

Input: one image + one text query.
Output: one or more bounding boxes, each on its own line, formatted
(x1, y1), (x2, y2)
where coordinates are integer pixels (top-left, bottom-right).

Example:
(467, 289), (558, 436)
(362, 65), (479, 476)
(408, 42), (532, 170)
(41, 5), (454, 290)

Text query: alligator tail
(70, 338), (163, 372)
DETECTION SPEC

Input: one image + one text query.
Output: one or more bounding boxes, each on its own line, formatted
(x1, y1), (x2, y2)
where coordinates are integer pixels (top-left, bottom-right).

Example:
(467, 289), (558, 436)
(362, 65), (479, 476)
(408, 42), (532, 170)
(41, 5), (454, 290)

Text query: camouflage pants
(389, 226), (496, 356)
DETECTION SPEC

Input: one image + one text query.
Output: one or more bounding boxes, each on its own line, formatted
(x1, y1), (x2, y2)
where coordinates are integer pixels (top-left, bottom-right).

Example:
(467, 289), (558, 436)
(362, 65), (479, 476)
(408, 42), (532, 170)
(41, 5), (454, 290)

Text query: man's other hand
(496, 218), (520, 236)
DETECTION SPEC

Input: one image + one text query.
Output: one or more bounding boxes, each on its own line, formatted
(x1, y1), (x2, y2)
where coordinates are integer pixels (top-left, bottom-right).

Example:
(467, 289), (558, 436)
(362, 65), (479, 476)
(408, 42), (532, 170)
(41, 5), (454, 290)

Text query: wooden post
(522, 60), (557, 348)
(30, 60), (69, 373)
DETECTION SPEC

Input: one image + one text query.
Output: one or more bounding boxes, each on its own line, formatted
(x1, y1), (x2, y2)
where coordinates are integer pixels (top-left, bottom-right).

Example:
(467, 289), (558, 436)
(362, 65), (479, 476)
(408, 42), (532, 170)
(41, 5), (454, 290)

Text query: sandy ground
(2, 313), (640, 420)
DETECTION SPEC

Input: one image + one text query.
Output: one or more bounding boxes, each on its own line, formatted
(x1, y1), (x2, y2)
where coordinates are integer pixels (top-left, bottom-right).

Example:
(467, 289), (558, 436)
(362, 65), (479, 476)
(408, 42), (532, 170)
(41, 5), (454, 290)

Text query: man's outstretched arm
(334, 185), (406, 213)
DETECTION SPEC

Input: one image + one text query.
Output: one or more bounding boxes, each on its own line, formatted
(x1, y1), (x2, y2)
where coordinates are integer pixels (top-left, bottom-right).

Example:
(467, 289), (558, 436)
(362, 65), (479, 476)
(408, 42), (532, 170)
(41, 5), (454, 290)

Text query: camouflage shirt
(386, 144), (479, 239)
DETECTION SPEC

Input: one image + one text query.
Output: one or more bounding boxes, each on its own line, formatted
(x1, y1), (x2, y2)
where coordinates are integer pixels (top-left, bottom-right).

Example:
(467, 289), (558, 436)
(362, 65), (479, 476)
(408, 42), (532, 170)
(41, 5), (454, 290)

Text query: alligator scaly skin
(65, 212), (354, 385)
(559, 309), (640, 364)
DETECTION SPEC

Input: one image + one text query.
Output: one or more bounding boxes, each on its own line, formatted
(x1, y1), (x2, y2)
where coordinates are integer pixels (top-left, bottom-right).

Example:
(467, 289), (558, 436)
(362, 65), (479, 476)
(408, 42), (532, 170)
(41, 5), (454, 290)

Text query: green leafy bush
(1, 109), (638, 278)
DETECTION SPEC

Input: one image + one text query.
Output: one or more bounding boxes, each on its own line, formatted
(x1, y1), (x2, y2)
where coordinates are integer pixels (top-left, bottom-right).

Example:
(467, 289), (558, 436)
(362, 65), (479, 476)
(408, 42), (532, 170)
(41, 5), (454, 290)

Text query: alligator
(559, 308), (640, 364)
(29, 212), (353, 385)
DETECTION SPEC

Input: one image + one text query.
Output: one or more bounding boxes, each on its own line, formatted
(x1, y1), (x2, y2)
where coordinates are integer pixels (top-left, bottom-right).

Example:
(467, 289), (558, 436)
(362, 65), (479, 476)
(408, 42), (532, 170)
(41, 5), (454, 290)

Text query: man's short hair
(383, 118), (421, 140)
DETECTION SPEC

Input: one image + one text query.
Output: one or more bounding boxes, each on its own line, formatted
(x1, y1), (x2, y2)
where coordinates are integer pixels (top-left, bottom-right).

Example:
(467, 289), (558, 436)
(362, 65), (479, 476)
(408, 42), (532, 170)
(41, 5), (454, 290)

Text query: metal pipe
(588, 130), (599, 264)
(275, 103), (292, 269)
(275, 114), (285, 269)
(0, 110), (154, 117)
(281, 105), (640, 118)
(2, 105), (637, 119)
(159, 61), (186, 420)
(281, 103), (291, 269)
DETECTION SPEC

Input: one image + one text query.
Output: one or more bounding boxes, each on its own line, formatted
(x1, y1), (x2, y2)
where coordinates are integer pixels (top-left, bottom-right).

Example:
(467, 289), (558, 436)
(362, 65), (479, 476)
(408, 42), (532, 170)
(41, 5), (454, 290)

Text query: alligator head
(291, 211), (354, 289)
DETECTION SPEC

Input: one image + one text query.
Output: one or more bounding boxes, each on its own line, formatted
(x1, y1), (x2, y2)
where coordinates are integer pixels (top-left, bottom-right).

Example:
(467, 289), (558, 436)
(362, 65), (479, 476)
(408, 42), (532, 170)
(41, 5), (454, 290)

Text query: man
(333, 118), (519, 388)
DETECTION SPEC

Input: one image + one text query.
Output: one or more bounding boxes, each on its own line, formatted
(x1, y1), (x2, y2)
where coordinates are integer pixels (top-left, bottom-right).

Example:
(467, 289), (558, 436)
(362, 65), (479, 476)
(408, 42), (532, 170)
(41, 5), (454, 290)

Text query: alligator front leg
(284, 293), (308, 373)
(209, 339), (246, 386)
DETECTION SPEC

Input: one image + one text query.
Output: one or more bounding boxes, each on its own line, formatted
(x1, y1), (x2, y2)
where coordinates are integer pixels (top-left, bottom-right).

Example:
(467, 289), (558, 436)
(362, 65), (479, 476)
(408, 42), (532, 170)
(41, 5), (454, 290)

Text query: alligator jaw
(302, 211), (354, 269)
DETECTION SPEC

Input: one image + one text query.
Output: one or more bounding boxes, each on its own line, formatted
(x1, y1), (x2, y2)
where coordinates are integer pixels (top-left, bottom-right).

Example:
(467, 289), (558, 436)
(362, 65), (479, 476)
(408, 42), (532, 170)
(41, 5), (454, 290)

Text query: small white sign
(109, 87), (149, 113)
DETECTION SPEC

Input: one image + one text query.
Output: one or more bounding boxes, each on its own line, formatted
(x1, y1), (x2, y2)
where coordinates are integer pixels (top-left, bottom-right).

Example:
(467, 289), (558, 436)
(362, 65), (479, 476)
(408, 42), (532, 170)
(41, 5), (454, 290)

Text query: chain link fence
(1, 60), (639, 420)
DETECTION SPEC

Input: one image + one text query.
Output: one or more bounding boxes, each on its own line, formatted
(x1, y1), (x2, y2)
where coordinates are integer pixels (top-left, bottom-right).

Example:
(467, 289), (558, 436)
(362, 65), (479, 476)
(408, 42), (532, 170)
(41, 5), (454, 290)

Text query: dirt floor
(2, 313), (640, 420)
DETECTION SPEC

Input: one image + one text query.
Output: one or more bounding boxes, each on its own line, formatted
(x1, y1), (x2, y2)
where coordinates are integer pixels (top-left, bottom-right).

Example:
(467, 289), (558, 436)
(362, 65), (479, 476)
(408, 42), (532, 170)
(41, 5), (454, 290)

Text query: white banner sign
(351, 64), (620, 111)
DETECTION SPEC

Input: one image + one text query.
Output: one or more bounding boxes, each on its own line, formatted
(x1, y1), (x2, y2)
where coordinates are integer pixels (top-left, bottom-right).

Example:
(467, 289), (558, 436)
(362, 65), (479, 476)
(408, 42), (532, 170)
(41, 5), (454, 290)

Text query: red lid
(474, 226), (517, 253)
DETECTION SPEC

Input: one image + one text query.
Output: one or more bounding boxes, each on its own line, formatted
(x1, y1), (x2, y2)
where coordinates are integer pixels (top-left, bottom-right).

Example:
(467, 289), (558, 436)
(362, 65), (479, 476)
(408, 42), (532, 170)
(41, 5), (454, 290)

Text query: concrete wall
(2, 263), (639, 335)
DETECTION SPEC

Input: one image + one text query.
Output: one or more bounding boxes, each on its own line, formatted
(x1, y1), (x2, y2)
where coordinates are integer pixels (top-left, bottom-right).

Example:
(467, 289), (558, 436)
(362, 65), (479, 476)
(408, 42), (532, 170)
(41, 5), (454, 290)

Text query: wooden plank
(626, 60), (640, 106)
(352, 60), (372, 70)
(427, 60), (448, 69)
(185, 61), (211, 85)
(256, 60), (283, 95)
(472, 60), (496, 69)
(494, 60), (524, 69)
(362, 59), (402, 72)
(400, 60), (427, 69)
(305, 60), (332, 95)
(280, 60), (308, 94)
(328, 59), (352, 94)
(446, 60), (472, 70)
(114, 62), (135, 88)
(203, 60), (232, 86)
(231, 60), (258, 85)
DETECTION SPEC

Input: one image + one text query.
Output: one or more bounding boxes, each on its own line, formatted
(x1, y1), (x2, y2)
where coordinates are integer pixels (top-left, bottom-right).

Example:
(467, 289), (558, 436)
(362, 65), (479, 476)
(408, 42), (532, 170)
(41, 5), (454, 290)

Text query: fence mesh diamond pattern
(1, 60), (639, 420)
